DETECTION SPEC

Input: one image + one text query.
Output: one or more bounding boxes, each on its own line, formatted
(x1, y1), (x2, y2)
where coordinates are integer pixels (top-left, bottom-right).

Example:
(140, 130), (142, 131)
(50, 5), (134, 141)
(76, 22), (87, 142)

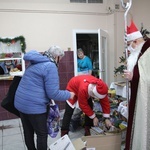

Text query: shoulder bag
(1, 76), (21, 117)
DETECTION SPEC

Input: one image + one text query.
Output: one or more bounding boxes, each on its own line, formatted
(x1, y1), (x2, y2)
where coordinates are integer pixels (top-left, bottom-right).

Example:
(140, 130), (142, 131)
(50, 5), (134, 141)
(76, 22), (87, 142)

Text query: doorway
(77, 33), (98, 77)
(73, 29), (108, 83)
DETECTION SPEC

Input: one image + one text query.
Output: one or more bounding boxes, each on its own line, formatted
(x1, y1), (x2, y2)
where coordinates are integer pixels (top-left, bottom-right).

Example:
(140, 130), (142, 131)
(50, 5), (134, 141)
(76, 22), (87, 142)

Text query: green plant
(114, 55), (126, 76)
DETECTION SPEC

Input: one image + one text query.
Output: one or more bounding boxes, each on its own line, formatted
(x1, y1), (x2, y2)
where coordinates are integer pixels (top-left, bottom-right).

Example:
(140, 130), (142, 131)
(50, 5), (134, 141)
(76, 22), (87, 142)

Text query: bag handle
(50, 99), (55, 106)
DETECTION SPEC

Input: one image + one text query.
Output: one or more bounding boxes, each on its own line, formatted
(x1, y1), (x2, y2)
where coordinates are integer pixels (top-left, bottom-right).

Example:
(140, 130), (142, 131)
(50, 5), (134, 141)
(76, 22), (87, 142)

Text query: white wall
(132, 0), (150, 31)
(0, 0), (150, 85)
(0, 1), (110, 51)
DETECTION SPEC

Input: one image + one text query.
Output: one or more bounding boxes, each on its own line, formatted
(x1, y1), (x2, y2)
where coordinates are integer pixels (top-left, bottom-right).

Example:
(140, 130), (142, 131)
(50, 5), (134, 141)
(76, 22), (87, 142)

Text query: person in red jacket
(61, 75), (112, 136)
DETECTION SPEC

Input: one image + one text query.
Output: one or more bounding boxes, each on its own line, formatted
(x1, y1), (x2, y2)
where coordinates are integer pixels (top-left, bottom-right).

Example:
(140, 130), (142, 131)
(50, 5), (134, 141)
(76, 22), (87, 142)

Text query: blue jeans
(20, 112), (48, 150)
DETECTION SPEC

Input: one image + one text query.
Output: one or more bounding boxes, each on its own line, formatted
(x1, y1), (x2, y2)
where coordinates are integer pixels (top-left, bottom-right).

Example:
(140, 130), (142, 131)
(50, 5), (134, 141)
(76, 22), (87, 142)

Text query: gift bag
(1, 76), (21, 117)
(47, 100), (60, 138)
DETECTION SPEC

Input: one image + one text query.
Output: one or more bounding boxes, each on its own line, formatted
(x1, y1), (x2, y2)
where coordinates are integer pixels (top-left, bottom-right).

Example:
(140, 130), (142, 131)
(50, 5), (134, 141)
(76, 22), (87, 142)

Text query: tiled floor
(0, 118), (125, 150)
(0, 118), (85, 150)
(0, 118), (26, 150)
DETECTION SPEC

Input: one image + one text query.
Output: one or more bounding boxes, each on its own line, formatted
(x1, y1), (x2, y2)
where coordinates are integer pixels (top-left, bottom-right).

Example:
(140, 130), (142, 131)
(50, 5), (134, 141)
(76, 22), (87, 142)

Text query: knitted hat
(92, 80), (108, 99)
(127, 20), (142, 42)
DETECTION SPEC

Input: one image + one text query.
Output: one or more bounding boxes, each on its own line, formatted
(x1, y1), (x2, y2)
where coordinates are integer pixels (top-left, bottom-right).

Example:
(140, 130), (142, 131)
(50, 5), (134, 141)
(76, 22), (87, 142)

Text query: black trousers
(20, 112), (48, 150)
(61, 98), (93, 131)
(0, 66), (4, 75)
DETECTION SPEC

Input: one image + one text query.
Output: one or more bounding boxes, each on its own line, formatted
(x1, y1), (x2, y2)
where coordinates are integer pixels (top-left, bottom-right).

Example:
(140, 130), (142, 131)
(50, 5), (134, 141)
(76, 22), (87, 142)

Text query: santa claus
(61, 75), (112, 136)
(124, 20), (150, 150)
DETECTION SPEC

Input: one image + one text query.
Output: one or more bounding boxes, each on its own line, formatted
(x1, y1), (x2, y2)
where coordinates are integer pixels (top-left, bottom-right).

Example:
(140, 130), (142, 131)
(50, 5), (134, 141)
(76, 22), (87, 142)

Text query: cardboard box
(82, 133), (121, 150)
(72, 138), (86, 150)
(49, 134), (76, 150)
(49, 131), (121, 150)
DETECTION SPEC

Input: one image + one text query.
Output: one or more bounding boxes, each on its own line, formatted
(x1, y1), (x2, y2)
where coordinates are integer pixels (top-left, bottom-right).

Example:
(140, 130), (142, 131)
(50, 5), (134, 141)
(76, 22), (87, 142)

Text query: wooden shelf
(0, 74), (13, 80)
(114, 82), (126, 87)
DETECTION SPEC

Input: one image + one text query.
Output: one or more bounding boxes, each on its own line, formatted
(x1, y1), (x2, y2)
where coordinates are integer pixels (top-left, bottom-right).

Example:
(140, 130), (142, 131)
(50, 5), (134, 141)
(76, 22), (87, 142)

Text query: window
(70, 0), (103, 3)
(88, 0), (103, 3)
(0, 36), (26, 78)
(70, 0), (86, 3)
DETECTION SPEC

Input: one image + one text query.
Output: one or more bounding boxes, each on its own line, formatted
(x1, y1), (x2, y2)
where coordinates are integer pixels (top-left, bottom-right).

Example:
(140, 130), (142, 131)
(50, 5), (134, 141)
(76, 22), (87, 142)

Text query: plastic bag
(47, 100), (60, 138)
(117, 101), (128, 119)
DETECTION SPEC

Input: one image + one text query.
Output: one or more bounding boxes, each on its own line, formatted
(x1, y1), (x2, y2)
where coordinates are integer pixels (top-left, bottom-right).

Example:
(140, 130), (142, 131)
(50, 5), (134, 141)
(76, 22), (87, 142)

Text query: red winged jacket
(66, 75), (110, 119)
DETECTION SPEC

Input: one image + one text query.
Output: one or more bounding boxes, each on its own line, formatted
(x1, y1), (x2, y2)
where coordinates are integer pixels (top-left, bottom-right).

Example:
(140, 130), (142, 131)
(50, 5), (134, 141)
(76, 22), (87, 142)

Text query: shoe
(84, 126), (91, 136)
(61, 130), (69, 137)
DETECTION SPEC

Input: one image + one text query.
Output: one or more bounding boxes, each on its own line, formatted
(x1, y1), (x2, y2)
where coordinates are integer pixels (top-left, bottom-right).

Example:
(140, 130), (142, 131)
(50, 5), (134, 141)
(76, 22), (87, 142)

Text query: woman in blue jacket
(14, 46), (74, 150)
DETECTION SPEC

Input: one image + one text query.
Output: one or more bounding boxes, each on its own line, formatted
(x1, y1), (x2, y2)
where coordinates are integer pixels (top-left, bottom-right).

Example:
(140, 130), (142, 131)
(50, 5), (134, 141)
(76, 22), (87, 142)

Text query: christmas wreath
(0, 36), (26, 53)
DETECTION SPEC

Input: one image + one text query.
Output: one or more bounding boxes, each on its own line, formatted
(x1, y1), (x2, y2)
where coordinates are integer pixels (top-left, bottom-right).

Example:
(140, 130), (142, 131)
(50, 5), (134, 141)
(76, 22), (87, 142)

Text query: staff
(120, 0), (132, 113)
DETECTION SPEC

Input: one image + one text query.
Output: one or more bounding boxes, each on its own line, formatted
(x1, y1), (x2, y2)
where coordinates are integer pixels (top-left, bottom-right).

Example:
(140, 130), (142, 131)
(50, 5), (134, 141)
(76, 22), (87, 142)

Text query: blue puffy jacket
(14, 50), (70, 114)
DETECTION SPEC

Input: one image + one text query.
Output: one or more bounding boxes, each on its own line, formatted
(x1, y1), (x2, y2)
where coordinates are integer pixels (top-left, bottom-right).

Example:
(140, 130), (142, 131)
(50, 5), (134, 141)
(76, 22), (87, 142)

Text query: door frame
(73, 29), (108, 83)
(98, 29), (108, 83)
(73, 29), (98, 75)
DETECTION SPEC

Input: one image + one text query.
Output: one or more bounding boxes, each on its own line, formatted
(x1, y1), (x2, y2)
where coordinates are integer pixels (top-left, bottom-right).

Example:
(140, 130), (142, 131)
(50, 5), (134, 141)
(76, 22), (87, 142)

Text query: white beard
(127, 42), (145, 72)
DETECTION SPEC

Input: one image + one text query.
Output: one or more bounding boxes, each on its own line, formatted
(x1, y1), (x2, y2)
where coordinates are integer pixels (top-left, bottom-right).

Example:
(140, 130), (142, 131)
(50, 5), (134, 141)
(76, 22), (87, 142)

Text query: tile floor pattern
(0, 118), (125, 150)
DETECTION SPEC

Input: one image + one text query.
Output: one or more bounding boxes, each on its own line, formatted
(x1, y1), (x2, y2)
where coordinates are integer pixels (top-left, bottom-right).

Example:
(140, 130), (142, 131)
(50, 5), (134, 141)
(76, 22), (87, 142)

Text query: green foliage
(114, 65), (126, 75)
(114, 56), (126, 76)
(119, 56), (126, 63)
(0, 35), (26, 53)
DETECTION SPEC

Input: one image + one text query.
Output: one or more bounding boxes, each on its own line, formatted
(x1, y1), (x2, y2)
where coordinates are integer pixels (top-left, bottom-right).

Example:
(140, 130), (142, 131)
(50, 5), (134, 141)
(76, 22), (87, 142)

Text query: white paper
(49, 134), (76, 150)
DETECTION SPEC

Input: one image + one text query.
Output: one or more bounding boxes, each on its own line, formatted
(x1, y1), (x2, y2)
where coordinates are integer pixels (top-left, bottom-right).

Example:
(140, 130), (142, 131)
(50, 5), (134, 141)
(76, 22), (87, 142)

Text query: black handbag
(1, 76), (22, 117)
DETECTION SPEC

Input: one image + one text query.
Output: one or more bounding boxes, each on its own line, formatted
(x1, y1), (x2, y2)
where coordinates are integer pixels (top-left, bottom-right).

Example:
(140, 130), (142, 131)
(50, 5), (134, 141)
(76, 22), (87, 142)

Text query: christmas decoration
(140, 24), (150, 41)
(0, 36), (26, 53)
(7, 42), (11, 46)
(11, 40), (15, 44)
(114, 55), (126, 76)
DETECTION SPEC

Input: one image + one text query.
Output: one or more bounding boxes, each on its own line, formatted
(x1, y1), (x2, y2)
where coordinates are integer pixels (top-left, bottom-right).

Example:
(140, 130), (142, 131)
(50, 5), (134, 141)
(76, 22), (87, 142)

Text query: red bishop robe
(125, 39), (150, 150)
